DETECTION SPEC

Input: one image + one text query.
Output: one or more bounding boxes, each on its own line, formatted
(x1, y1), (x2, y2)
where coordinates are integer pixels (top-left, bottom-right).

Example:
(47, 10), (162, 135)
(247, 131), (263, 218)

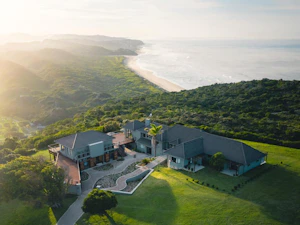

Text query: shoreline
(124, 55), (184, 92)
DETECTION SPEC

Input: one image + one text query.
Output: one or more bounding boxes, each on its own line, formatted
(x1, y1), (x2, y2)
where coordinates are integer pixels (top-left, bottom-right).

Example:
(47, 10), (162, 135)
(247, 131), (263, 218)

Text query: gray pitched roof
(124, 120), (145, 131)
(125, 120), (168, 141)
(163, 124), (202, 144)
(164, 124), (266, 165)
(55, 130), (113, 149)
(165, 137), (204, 158)
(200, 131), (266, 165)
(137, 122), (168, 132)
(243, 144), (267, 164)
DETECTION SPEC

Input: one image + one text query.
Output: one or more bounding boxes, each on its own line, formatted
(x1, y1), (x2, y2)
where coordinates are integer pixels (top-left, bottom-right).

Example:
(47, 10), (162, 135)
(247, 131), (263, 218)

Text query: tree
(82, 189), (117, 215)
(145, 123), (162, 157)
(41, 164), (69, 207)
(0, 148), (14, 164)
(3, 137), (18, 150)
(209, 152), (226, 171)
(0, 156), (68, 207)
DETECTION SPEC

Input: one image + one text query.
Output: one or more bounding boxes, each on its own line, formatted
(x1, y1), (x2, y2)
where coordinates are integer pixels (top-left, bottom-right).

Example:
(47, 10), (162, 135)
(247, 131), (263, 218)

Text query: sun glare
(0, 1), (34, 34)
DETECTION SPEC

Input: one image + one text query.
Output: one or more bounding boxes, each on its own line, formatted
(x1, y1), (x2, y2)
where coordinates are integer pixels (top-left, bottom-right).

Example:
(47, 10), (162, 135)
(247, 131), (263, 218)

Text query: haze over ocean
(136, 39), (300, 90)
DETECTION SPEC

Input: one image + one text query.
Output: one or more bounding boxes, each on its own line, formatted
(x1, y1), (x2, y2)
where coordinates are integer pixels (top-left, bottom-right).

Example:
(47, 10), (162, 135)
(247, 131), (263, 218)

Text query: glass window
(171, 157), (180, 163)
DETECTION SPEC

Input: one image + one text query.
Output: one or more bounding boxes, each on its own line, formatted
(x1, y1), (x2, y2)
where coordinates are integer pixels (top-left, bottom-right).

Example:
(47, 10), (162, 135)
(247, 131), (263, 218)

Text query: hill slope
(29, 79), (300, 149)
(0, 50), (161, 125)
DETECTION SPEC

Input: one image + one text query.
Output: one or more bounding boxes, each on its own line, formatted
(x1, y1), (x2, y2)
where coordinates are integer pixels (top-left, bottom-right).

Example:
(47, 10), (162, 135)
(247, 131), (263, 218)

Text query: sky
(1, 0), (300, 39)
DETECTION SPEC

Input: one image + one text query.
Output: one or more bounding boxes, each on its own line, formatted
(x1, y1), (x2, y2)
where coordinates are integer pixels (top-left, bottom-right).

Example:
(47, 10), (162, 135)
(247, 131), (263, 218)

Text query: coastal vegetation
(0, 156), (68, 207)
(0, 54), (161, 127)
(20, 79), (300, 149)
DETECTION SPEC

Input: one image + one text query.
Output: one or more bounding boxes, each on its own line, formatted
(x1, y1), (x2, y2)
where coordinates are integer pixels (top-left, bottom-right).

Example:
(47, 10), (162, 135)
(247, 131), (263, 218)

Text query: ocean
(135, 39), (300, 90)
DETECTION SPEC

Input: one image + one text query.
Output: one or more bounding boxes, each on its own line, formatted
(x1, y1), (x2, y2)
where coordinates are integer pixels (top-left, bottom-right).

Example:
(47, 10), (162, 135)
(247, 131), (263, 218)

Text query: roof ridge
(241, 143), (247, 165)
(72, 133), (78, 149)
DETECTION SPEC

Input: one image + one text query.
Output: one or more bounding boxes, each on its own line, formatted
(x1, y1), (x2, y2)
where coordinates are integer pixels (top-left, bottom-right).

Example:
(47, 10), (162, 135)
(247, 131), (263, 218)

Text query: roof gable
(165, 137), (203, 159)
(124, 120), (144, 131)
(242, 143), (266, 164)
(55, 130), (113, 149)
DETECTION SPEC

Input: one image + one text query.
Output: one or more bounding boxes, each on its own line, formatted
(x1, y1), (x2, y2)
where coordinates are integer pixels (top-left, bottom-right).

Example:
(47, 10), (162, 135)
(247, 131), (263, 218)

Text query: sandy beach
(124, 56), (184, 92)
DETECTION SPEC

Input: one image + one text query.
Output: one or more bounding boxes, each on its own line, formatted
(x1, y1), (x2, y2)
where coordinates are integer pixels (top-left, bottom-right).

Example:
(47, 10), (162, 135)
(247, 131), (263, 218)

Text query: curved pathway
(106, 155), (167, 192)
(57, 152), (147, 225)
(107, 166), (149, 191)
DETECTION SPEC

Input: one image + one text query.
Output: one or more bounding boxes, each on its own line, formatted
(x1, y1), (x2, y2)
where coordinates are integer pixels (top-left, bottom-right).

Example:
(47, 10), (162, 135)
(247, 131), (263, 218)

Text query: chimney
(145, 118), (151, 127)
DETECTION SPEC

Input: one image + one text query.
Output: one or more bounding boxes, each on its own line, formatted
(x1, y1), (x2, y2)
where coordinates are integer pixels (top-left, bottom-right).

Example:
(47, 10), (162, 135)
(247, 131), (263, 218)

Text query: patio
(221, 168), (238, 177)
(183, 164), (205, 172)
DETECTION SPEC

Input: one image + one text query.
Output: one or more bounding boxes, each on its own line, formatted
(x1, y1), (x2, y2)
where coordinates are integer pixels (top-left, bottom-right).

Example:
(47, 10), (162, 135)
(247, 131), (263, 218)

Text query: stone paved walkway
(57, 152), (147, 225)
(106, 155), (167, 192)
(106, 166), (149, 191)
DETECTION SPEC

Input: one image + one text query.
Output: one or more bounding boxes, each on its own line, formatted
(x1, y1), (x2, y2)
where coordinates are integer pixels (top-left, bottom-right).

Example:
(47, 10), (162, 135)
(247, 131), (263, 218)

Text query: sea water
(136, 39), (300, 90)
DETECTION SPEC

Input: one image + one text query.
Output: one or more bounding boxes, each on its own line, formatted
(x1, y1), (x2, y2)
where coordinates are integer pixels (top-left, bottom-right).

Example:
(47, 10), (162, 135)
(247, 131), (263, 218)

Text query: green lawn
(77, 141), (300, 225)
(0, 196), (77, 225)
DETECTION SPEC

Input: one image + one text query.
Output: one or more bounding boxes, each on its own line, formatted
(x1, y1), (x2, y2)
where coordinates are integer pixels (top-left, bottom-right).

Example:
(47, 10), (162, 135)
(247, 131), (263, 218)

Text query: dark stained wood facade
(105, 153), (110, 162)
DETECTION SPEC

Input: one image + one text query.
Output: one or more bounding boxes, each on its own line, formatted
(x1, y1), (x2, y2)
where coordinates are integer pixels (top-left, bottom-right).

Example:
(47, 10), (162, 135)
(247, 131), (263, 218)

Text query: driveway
(57, 151), (148, 225)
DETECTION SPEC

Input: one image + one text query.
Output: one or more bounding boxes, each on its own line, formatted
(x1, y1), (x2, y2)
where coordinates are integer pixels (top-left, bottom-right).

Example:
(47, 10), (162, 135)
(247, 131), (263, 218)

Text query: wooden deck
(56, 154), (81, 185)
(112, 133), (133, 146)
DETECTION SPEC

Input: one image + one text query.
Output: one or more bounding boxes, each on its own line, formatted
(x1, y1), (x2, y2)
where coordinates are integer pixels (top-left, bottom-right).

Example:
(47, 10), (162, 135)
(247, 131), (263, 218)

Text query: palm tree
(145, 123), (162, 157)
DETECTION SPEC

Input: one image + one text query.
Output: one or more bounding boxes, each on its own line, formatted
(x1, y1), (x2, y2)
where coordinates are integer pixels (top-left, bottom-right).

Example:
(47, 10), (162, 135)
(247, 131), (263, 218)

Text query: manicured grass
(0, 195), (78, 225)
(77, 141), (300, 225)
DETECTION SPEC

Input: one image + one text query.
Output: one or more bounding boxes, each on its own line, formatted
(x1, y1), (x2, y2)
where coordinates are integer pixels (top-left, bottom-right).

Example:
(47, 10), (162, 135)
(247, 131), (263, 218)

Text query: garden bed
(93, 163), (113, 171)
(137, 157), (155, 166)
(121, 170), (151, 192)
(95, 162), (140, 188)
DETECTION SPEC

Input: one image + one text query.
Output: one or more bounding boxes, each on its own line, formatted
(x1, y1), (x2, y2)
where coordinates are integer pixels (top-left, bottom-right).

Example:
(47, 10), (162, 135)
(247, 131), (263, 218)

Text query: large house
(48, 130), (131, 194)
(54, 130), (119, 170)
(124, 119), (267, 176)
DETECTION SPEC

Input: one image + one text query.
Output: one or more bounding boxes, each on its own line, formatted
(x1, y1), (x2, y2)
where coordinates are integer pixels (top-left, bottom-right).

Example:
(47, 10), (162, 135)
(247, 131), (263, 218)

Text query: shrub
(14, 148), (37, 156)
(142, 158), (151, 165)
(209, 152), (226, 171)
(212, 185), (214, 188)
(82, 189), (117, 214)
(201, 182), (204, 185)
(206, 183), (210, 187)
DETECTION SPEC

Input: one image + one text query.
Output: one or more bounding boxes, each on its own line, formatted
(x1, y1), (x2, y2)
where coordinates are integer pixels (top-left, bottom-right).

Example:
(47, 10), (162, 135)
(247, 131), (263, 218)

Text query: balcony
(48, 143), (60, 154)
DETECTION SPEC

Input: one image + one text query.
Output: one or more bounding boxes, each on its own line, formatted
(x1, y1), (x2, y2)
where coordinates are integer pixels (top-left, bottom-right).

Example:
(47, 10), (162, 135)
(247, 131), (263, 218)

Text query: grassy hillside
(0, 49), (162, 127)
(0, 59), (47, 90)
(77, 141), (300, 225)
(1, 141), (298, 225)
